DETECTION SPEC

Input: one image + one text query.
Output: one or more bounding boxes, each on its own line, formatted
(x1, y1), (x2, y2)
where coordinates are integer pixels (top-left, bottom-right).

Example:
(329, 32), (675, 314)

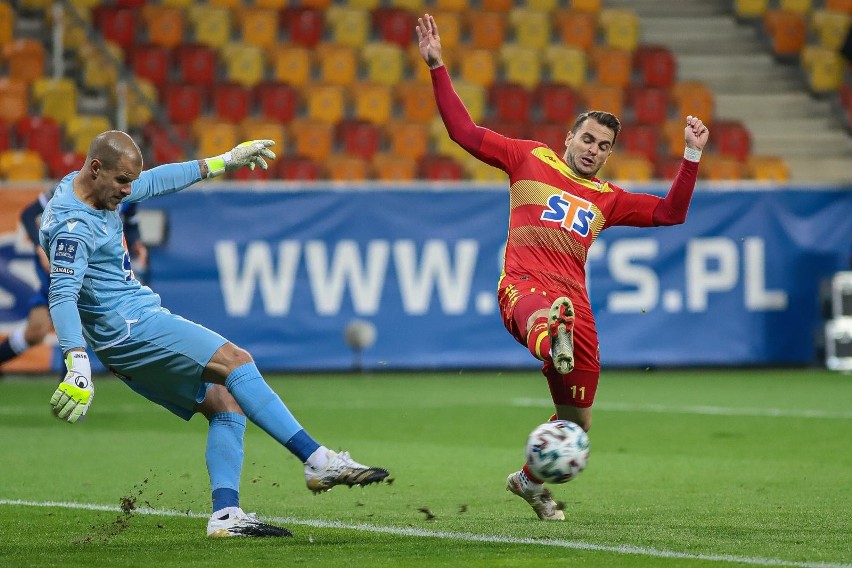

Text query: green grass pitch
(1, 368), (850, 568)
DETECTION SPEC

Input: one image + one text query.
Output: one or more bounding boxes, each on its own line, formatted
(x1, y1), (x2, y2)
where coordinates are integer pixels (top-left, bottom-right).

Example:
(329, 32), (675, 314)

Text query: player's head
(83, 130), (143, 211)
(562, 111), (620, 179)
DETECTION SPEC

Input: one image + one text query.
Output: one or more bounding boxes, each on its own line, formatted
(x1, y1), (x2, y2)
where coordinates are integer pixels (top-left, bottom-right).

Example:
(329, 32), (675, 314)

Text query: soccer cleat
(548, 296), (575, 375)
(206, 507), (292, 538)
(305, 449), (390, 494)
(506, 471), (565, 521)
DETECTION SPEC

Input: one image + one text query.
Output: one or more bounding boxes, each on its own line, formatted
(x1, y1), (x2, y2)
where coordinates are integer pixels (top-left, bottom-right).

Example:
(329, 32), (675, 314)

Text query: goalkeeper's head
(80, 130), (143, 211)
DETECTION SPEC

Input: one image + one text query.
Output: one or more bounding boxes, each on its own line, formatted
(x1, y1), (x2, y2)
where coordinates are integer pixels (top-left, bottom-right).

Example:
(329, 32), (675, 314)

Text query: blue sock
(225, 362), (320, 461)
(207, 412), (245, 513)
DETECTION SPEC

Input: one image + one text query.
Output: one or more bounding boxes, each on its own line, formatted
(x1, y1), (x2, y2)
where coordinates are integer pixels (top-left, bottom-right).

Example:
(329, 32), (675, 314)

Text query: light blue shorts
(95, 309), (228, 420)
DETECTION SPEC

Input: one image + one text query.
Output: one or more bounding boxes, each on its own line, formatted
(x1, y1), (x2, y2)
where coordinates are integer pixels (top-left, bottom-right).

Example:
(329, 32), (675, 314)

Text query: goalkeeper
(40, 131), (390, 538)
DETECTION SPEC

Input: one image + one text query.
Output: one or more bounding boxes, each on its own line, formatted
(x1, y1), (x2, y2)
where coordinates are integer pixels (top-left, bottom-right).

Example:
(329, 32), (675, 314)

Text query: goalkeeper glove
(50, 350), (94, 423)
(203, 140), (276, 178)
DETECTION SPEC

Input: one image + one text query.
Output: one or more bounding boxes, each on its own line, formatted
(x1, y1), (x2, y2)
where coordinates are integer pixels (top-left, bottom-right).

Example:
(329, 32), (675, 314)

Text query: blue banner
(139, 185), (851, 371)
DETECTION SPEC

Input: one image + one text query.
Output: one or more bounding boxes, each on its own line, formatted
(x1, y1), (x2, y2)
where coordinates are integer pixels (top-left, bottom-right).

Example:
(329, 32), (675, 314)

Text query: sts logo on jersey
(540, 191), (596, 237)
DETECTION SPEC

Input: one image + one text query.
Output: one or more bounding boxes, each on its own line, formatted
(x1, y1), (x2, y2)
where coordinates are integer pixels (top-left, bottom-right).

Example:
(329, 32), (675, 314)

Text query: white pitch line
(1, 499), (849, 568)
(512, 399), (852, 420)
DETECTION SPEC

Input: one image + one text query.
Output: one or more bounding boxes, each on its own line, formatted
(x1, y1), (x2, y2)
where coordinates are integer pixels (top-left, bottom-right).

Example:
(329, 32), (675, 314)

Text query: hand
(50, 350), (94, 423)
(684, 115), (709, 151)
(203, 140), (276, 178)
(416, 14), (444, 69)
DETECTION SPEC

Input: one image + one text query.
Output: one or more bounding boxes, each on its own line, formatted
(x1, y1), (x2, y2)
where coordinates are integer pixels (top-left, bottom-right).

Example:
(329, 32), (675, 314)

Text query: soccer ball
(525, 420), (590, 484)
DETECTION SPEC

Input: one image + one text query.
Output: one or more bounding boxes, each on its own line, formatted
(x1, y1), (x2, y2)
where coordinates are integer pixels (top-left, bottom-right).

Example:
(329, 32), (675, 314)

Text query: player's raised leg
(548, 297), (575, 375)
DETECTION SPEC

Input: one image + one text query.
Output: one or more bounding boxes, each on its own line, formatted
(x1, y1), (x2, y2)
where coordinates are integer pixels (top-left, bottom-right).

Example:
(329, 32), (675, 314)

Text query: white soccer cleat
(548, 296), (575, 375)
(506, 471), (565, 521)
(305, 449), (389, 494)
(206, 507), (292, 538)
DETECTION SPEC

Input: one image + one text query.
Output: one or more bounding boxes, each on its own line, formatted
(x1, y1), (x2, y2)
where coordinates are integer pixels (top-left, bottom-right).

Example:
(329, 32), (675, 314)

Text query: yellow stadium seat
(326, 6), (371, 48)
(385, 120), (430, 160)
(346, 0), (380, 9)
(325, 154), (369, 181)
(269, 44), (312, 87)
(188, 6), (233, 48)
(811, 9), (851, 51)
(254, 0), (288, 7)
(525, 0), (559, 12)
(500, 44), (543, 90)
(601, 152), (653, 182)
(362, 42), (405, 86)
(66, 114), (113, 155)
(0, 2), (14, 48)
(434, 0), (468, 10)
(459, 49), (497, 88)
(700, 154), (744, 181)
(222, 42), (265, 88)
(194, 120), (239, 158)
(453, 81), (487, 123)
(389, 0), (425, 10)
(800, 45), (843, 93)
(408, 45), (438, 83)
(508, 8), (551, 50)
(79, 41), (123, 91)
(304, 84), (347, 124)
(316, 44), (358, 87)
(0, 150), (45, 181)
(160, 0), (193, 7)
(33, 78), (78, 126)
(239, 118), (286, 150)
(237, 8), (279, 50)
(598, 8), (639, 51)
(18, 0), (51, 10)
(545, 45), (587, 89)
(430, 11), (462, 49)
(746, 155), (790, 182)
(0, 78), (28, 124)
(289, 119), (334, 161)
(734, 0), (769, 19)
(430, 116), (472, 162)
(395, 81), (437, 123)
(463, 155), (507, 182)
(779, 0), (812, 14)
(351, 82), (393, 125)
(124, 79), (158, 128)
(372, 152), (417, 181)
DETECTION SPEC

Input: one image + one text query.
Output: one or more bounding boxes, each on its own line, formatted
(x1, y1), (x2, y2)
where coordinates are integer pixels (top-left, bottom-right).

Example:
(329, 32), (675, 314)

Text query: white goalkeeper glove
(203, 139), (276, 178)
(50, 350), (94, 424)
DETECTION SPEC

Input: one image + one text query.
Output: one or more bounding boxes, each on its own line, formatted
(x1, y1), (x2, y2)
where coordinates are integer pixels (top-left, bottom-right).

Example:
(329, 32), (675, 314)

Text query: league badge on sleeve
(54, 238), (81, 263)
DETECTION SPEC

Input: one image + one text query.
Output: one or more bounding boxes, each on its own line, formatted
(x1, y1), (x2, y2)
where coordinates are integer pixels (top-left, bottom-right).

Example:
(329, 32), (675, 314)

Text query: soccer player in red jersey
(416, 14), (710, 521)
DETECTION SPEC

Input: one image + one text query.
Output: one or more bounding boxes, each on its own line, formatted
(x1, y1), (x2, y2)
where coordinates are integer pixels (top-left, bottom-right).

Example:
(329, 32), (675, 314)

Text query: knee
(203, 343), (255, 384)
(198, 384), (244, 419)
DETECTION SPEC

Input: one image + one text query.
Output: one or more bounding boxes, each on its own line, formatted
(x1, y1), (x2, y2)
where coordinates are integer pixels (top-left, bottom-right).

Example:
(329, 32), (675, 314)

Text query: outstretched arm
(652, 115), (710, 226)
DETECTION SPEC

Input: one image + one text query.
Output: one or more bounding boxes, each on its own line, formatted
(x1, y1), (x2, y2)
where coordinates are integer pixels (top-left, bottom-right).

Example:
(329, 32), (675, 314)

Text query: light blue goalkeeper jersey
(40, 161), (203, 353)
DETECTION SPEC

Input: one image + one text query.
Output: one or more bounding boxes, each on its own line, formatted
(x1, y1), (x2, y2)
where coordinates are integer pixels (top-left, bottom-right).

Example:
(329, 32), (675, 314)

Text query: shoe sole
(307, 468), (390, 494)
(549, 297), (575, 375)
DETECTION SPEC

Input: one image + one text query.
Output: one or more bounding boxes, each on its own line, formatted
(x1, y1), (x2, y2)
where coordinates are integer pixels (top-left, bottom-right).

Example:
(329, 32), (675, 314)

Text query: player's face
(91, 155), (142, 211)
(562, 119), (615, 179)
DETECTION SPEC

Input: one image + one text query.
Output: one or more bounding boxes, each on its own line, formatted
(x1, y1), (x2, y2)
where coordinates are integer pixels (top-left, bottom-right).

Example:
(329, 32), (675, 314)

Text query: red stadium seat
(255, 82), (299, 123)
(277, 156), (322, 180)
(282, 7), (324, 47)
(481, 120), (528, 140)
(132, 44), (171, 85)
(618, 122), (660, 163)
(143, 123), (190, 165)
(0, 121), (9, 153)
(15, 115), (62, 162)
(47, 151), (85, 180)
(654, 155), (683, 180)
(213, 83), (253, 123)
(337, 120), (382, 161)
(534, 83), (579, 124)
(627, 85), (669, 125)
(488, 83), (532, 124)
(163, 84), (206, 125)
(93, 6), (136, 51)
(175, 44), (218, 86)
(418, 155), (465, 180)
(231, 162), (275, 180)
(633, 45), (677, 89)
(712, 120), (752, 162)
(529, 123), (568, 152)
(373, 7), (414, 48)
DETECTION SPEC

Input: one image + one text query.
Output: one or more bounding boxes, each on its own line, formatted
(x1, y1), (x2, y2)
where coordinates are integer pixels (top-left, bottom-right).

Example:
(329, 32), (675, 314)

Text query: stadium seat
(430, 11), (461, 48)
(282, 7), (324, 47)
(700, 154), (745, 181)
(175, 44), (217, 86)
(351, 82), (393, 125)
(237, 8), (280, 50)
(125, 79), (158, 128)
(79, 41), (123, 91)
(255, 82), (299, 123)
(499, 44), (543, 90)
(316, 44), (358, 87)
(590, 46), (633, 88)
(208, 0), (242, 9)
(337, 119), (382, 161)
(489, 83), (532, 124)
(301, 0), (333, 9)
(654, 154), (683, 180)
(598, 8), (639, 51)
(238, 117), (286, 150)
(66, 115), (112, 155)
(529, 122), (567, 152)
(453, 82), (487, 123)
(0, 78), (28, 124)
(92, 6), (136, 51)
(481, 0), (514, 11)
(545, 46), (587, 89)
(142, 5), (185, 49)
(627, 85), (669, 125)
(0, 121), (9, 153)
(325, 154), (369, 181)
(481, 120), (527, 140)
(0, 149), (45, 181)
(304, 84), (347, 124)
(570, 0), (602, 13)
(661, 118), (686, 157)
(418, 155), (464, 180)
(163, 84), (206, 125)
(764, 10), (807, 57)
(221, 42), (265, 89)
(554, 11), (597, 52)
(578, 82), (624, 118)
(618, 123), (660, 163)
(59, 7), (91, 51)
(3, 38), (45, 85)
(347, 0), (381, 9)
(534, 83), (579, 124)
(0, 2), (13, 48)
(326, 6), (371, 48)
(372, 152), (417, 181)
(373, 7), (414, 48)
(32, 78), (77, 126)
(289, 119), (334, 161)
(362, 42), (405, 86)
(745, 155), (790, 181)
(508, 8), (551, 50)
(633, 45), (677, 89)
(269, 44), (312, 87)
(712, 120), (752, 162)
(395, 81), (437, 123)
(602, 153), (653, 182)
(188, 6), (233, 49)
(389, 0), (424, 10)
(385, 120), (430, 160)
(142, 123), (191, 166)
(463, 154), (508, 182)
(810, 9), (852, 51)
(467, 11), (507, 50)
(194, 119), (239, 158)
(825, 0), (852, 12)
(15, 116), (62, 163)
(671, 81), (715, 124)
(231, 161), (275, 181)
(800, 46), (844, 94)
(434, 0), (468, 10)
(277, 156), (322, 180)
(213, 83), (253, 123)
(458, 50), (497, 89)
(48, 151), (85, 180)
(779, 0), (812, 14)
(132, 44), (171, 85)
(735, 0), (769, 19)
(408, 45), (439, 84)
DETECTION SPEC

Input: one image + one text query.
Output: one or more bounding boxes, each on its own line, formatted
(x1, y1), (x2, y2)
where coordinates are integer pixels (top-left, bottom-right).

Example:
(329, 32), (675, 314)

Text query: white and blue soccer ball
(525, 420), (590, 484)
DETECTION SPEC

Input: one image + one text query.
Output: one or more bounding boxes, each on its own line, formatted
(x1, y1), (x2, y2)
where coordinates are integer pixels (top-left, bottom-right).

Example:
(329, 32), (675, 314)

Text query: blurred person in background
(40, 131), (389, 538)
(417, 13), (709, 522)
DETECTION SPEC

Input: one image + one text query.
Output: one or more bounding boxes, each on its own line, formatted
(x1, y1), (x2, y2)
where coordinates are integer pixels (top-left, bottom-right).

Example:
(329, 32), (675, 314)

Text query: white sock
(305, 446), (330, 470)
(9, 328), (27, 354)
(519, 469), (543, 491)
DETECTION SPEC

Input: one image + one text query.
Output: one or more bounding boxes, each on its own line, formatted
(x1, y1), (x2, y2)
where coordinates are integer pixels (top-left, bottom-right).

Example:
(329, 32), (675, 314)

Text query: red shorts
(497, 277), (600, 408)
